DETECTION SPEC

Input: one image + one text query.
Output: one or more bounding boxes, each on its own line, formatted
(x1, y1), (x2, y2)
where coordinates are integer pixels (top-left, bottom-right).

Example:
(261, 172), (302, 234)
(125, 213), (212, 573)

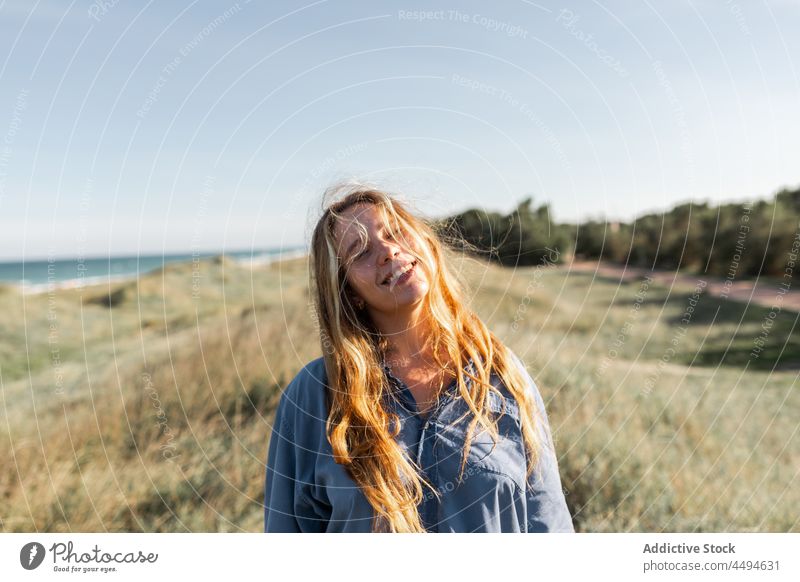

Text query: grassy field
(0, 252), (797, 532)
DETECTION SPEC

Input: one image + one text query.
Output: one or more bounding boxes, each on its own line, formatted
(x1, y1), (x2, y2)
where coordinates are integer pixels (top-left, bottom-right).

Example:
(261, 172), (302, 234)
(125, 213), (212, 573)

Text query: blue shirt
(263, 352), (574, 533)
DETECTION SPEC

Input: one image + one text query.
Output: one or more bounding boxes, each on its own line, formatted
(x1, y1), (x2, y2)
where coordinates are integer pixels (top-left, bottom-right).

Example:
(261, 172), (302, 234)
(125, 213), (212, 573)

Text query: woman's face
(333, 202), (430, 316)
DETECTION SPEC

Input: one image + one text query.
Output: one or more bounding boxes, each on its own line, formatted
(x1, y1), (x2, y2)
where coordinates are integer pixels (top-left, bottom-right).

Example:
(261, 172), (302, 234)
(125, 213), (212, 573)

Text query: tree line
(434, 186), (800, 277)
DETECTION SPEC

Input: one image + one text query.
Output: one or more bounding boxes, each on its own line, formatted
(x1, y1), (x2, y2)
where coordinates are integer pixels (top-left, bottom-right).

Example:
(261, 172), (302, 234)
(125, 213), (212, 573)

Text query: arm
(263, 369), (327, 533)
(510, 352), (575, 532)
(525, 377), (575, 532)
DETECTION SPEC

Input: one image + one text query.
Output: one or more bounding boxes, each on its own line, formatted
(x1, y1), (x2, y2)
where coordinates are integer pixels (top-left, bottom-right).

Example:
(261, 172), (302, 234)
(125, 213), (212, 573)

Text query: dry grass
(0, 251), (797, 531)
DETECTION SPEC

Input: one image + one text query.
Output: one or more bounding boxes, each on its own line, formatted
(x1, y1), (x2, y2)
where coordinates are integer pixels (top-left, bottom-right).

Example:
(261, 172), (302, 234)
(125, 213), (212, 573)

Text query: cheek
(414, 260), (431, 284)
(349, 269), (378, 294)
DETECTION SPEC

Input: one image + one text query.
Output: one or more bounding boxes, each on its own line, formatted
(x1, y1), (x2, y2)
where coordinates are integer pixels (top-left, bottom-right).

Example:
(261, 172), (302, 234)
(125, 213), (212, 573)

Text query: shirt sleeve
(510, 352), (576, 533)
(263, 366), (328, 533)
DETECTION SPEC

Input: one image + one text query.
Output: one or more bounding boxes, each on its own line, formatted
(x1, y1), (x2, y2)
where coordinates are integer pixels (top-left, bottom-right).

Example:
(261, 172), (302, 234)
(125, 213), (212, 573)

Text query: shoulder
(501, 349), (558, 448)
(278, 357), (330, 421)
(500, 349), (538, 393)
(499, 348), (549, 419)
(504, 348), (528, 378)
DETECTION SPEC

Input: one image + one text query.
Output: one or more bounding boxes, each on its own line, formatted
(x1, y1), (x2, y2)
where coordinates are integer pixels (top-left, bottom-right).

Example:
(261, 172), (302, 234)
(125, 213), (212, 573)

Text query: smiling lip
(382, 260), (417, 289)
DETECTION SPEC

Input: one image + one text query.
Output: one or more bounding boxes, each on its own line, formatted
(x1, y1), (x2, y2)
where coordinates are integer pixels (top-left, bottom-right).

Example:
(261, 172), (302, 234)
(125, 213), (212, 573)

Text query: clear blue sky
(1, 0), (798, 260)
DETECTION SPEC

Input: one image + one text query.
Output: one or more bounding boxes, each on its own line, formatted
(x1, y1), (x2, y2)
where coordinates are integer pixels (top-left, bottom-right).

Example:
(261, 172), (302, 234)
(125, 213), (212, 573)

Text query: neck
(373, 304), (433, 367)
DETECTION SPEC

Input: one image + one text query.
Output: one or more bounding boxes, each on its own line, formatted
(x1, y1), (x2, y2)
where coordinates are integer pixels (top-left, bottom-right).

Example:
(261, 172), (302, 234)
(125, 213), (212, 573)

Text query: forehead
(333, 202), (387, 249)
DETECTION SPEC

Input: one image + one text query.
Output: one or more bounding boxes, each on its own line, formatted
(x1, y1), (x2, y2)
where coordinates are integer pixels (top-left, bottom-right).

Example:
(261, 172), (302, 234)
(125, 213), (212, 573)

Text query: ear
(347, 288), (364, 309)
(341, 281), (362, 309)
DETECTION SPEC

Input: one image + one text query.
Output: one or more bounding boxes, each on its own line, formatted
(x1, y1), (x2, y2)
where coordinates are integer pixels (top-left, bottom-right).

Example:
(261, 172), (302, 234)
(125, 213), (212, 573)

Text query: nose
(377, 238), (401, 264)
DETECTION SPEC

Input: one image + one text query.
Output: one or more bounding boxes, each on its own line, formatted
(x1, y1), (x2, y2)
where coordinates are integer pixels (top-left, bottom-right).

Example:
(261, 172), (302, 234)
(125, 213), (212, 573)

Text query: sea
(0, 246), (307, 294)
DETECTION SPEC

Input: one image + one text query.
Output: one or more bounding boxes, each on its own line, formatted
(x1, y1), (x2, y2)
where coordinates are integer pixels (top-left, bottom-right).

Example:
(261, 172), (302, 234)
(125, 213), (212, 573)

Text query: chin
(376, 287), (429, 312)
(399, 286), (430, 306)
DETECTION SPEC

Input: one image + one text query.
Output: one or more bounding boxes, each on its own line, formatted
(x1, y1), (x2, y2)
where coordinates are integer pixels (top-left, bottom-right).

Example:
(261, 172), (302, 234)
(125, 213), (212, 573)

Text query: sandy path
(567, 260), (800, 313)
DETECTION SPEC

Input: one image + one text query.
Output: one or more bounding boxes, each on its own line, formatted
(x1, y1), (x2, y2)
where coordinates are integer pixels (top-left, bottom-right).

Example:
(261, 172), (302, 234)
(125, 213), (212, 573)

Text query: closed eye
(351, 226), (401, 262)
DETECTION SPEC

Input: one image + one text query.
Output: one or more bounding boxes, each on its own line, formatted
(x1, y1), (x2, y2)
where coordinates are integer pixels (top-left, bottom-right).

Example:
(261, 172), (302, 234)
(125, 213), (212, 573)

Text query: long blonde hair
(309, 183), (546, 532)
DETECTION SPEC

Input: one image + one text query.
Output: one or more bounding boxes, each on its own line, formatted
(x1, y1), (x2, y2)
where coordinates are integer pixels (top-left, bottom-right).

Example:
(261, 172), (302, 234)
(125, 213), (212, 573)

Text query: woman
(263, 184), (574, 533)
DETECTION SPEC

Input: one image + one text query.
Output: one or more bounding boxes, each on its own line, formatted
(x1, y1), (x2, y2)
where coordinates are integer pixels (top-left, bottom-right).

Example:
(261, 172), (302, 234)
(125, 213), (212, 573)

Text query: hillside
(0, 252), (797, 532)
